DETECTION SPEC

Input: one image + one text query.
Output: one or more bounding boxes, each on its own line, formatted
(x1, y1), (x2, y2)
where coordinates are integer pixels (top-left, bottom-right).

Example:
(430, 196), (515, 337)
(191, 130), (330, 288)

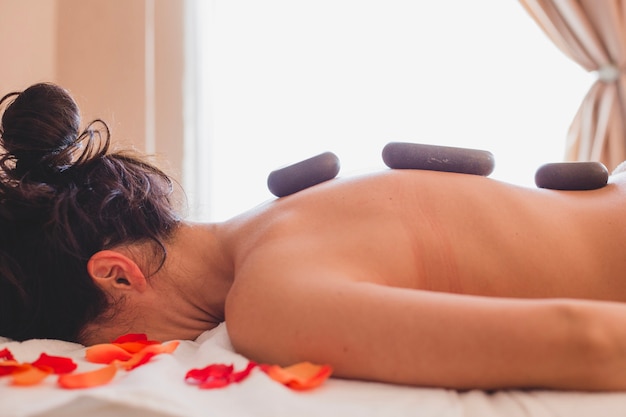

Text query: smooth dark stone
(382, 142), (495, 176)
(267, 152), (341, 197)
(535, 161), (608, 190)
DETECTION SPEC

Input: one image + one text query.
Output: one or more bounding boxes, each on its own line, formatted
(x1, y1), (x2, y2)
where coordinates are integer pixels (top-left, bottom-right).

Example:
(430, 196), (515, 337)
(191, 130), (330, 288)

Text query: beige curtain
(519, 0), (626, 171)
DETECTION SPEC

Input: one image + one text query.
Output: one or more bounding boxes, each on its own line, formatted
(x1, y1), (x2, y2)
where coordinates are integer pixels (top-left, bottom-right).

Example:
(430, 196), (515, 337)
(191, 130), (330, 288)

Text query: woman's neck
(159, 221), (235, 326)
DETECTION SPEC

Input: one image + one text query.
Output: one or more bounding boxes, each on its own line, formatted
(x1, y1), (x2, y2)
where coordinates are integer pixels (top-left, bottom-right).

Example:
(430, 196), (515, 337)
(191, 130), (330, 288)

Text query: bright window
(186, 0), (592, 221)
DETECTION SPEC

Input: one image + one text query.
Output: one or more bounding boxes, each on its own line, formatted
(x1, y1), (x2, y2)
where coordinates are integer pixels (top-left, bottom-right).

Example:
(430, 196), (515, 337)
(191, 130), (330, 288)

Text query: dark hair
(0, 83), (181, 343)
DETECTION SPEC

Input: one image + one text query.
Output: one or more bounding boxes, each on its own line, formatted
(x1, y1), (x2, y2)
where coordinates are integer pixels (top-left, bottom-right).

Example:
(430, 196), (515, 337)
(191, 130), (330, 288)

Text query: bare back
(224, 169), (626, 301)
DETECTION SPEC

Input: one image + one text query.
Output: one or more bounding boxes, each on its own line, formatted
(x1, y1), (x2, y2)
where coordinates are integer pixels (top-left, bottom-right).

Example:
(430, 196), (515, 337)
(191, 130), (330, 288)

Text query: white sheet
(2, 323), (626, 417)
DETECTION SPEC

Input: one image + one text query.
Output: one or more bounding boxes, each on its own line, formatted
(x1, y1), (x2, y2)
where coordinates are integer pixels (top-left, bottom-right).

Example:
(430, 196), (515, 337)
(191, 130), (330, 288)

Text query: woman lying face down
(4, 83), (626, 391)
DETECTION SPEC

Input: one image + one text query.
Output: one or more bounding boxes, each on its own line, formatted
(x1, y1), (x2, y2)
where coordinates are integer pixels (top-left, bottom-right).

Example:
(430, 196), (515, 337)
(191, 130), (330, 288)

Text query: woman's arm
(227, 277), (626, 391)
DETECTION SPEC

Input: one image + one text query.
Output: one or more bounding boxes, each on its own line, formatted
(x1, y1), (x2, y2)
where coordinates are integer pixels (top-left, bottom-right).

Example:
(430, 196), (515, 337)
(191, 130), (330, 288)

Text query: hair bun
(0, 83), (81, 179)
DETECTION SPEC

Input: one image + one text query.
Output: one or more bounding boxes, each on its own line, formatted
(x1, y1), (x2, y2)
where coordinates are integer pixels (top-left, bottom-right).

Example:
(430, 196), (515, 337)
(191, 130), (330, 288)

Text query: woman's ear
(87, 250), (148, 293)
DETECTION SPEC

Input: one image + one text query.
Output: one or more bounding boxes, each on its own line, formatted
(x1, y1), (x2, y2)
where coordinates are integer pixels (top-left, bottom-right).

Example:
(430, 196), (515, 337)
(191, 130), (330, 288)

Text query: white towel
(2, 324), (626, 417)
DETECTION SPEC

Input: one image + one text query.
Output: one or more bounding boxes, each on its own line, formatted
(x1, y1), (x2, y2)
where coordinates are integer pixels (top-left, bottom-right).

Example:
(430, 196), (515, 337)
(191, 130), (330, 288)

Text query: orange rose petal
(86, 344), (133, 364)
(0, 361), (30, 377)
(11, 364), (51, 386)
(31, 353), (77, 374)
(260, 362), (333, 391)
(113, 341), (159, 354)
(117, 351), (156, 371)
(116, 341), (179, 371)
(58, 364), (117, 389)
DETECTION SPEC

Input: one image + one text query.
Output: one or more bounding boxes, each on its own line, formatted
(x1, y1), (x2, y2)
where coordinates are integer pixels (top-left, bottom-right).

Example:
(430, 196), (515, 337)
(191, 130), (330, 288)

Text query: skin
(87, 168), (626, 391)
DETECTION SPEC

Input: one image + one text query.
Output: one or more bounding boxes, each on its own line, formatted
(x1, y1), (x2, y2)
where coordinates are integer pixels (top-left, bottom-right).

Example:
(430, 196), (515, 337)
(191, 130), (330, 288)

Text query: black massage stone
(267, 151), (341, 197)
(382, 142), (495, 176)
(534, 161), (608, 190)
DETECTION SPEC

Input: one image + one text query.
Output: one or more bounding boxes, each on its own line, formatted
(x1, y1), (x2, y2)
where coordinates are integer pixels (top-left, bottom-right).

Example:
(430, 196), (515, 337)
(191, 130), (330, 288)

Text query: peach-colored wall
(0, 0), (57, 93)
(0, 0), (184, 183)
(56, 0), (149, 151)
(154, 0), (184, 180)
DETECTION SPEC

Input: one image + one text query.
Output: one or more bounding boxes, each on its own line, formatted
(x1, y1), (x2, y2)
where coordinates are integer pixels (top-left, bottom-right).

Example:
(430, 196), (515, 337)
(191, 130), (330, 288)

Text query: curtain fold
(519, 0), (626, 170)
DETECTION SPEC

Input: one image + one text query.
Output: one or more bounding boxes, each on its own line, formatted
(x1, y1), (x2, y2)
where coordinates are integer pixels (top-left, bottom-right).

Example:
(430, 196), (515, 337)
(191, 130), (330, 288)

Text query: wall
(0, 0), (185, 183)
(0, 0), (57, 93)
(55, 0), (149, 151)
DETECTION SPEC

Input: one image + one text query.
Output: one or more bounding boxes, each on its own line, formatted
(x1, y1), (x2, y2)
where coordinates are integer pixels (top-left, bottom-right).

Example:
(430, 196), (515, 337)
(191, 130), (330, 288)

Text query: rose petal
(31, 353), (77, 374)
(113, 341), (160, 354)
(58, 364), (117, 389)
(230, 361), (257, 383)
(186, 362), (256, 389)
(116, 341), (179, 371)
(185, 364), (234, 384)
(0, 348), (15, 361)
(11, 364), (51, 386)
(0, 360), (30, 377)
(86, 344), (133, 364)
(199, 378), (232, 389)
(111, 333), (149, 344)
(119, 351), (157, 371)
(109, 334), (161, 353)
(260, 362), (333, 391)
(112, 333), (161, 353)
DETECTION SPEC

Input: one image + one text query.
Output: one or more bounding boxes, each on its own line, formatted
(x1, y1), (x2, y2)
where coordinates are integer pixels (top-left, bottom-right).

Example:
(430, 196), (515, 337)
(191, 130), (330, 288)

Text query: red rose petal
(185, 363), (234, 384)
(230, 361), (257, 383)
(199, 378), (232, 389)
(111, 333), (149, 344)
(186, 362), (257, 389)
(0, 348), (15, 361)
(31, 353), (77, 374)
